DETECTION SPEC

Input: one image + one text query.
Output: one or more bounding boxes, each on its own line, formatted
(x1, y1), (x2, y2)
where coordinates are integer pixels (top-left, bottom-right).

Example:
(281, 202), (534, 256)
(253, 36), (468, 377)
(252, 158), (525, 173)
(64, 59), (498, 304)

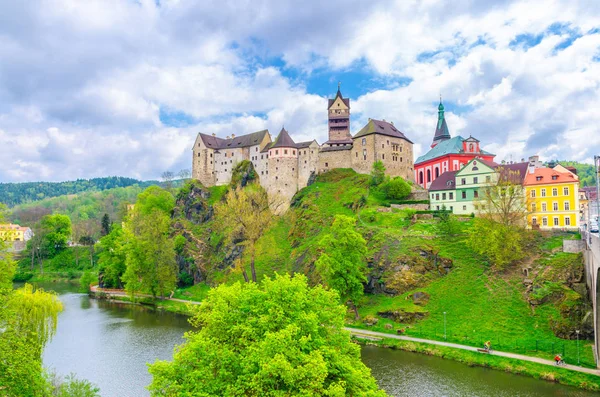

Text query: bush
(178, 271), (194, 287)
(381, 177), (411, 200)
(79, 271), (96, 293)
(13, 271), (34, 282)
(370, 161), (386, 186)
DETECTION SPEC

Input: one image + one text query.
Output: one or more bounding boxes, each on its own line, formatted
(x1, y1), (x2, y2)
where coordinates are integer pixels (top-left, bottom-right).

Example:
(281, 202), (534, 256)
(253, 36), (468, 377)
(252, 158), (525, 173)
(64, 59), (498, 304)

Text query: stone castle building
(192, 85), (415, 208)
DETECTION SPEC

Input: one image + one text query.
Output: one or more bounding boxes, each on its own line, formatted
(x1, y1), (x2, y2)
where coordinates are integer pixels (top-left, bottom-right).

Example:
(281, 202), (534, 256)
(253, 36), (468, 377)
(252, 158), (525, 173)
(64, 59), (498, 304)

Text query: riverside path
(346, 327), (600, 376)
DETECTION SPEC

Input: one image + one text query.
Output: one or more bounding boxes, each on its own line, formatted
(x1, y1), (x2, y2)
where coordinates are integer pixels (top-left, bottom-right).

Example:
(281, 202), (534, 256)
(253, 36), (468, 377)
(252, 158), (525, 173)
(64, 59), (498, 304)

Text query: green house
(454, 158), (497, 215)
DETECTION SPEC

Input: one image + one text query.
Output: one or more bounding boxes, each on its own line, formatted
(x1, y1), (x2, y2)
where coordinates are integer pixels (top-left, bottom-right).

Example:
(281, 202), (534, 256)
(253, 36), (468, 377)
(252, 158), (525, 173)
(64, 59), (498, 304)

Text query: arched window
(427, 169), (431, 183)
(419, 171), (424, 184)
(435, 167), (439, 178)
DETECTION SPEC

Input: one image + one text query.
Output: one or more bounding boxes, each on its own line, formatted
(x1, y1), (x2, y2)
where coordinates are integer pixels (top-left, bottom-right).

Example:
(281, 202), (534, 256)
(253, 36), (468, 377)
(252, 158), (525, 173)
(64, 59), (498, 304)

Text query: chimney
(231, 134), (235, 138)
(226, 136), (230, 139)
(391, 121), (394, 126)
(528, 164), (536, 174)
(212, 133), (216, 137)
(382, 118), (386, 122)
(521, 158), (525, 162)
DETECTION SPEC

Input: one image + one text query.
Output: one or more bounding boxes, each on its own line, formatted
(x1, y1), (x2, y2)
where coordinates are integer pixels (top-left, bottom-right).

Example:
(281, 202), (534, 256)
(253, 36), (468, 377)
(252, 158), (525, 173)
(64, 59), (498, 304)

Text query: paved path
(345, 327), (600, 376)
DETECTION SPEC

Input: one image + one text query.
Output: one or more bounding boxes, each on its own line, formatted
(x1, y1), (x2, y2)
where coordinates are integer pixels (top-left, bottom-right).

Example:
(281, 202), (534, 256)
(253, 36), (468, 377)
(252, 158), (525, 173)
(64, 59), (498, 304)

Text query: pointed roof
(353, 119), (413, 143)
(432, 100), (451, 147)
(429, 171), (458, 192)
(271, 127), (296, 148)
(328, 84), (350, 108)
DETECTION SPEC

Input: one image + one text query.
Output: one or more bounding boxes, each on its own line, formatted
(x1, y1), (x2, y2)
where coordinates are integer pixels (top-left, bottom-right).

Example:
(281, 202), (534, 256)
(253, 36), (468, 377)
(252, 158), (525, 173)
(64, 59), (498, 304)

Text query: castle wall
(298, 142), (319, 189)
(351, 134), (377, 174)
(267, 152), (299, 212)
(214, 147), (245, 185)
(373, 134), (415, 182)
(192, 138), (216, 187)
(319, 149), (352, 174)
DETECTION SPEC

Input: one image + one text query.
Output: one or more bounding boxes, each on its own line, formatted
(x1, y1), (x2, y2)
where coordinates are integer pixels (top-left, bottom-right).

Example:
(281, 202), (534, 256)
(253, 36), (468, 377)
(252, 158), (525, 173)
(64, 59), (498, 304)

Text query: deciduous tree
(315, 215), (368, 319)
(370, 160), (386, 186)
(148, 273), (387, 397)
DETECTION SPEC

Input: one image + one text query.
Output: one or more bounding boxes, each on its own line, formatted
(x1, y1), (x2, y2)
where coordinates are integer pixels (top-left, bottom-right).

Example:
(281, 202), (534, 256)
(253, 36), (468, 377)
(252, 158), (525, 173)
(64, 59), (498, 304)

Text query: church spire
(431, 98), (451, 148)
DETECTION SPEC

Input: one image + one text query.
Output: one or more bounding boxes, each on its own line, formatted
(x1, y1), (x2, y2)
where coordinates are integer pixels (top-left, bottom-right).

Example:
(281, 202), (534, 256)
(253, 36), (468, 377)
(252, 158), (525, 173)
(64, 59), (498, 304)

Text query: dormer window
(536, 176), (542, 181)
(551, 175), (558, 180)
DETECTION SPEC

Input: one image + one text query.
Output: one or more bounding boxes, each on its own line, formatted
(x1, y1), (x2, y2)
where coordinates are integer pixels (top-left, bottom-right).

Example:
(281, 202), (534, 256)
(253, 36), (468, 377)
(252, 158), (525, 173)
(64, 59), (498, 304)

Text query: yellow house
(0, 224), (34, 242)
(524, 165), (579, 230)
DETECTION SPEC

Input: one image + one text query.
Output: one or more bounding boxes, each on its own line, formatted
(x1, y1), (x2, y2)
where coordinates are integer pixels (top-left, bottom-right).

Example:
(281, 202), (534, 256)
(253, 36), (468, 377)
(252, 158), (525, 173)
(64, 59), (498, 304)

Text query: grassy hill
(172, 169), (594, 368)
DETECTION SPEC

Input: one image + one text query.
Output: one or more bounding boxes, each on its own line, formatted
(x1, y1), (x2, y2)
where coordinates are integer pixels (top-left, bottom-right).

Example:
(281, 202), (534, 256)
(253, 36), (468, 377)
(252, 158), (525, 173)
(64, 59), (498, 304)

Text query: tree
(177, 169), (191, 181)
(436, 206), (462, 236)
(214, 185), (272, 283)
(370, 160), (386, 186)
(122, 187), (177, 299)
(315, 215), (368, 319)
(40, 214), (72, 257)
(148, 273), (387, 397)
(161, 171), (175, 191)
(381, 176), (411, 200)
(100, 213), (111, 236)
(97, 226), (127, 288)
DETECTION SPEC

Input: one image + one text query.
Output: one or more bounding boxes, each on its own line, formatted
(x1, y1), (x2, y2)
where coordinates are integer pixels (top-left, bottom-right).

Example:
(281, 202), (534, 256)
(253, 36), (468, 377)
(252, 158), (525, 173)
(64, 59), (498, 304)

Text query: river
(39, 283), (598, 397)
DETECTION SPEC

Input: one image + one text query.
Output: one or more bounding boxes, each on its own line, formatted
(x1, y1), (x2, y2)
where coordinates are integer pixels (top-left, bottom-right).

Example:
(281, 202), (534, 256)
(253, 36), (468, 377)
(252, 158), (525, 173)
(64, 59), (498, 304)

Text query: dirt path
(345, 327), (599, 376)
(90, 286), (202, 305)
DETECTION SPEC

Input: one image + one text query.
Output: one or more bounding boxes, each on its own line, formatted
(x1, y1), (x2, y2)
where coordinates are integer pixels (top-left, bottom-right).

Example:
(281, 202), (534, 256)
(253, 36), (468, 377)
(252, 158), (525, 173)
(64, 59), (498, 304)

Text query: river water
(40, 283), (598, 397)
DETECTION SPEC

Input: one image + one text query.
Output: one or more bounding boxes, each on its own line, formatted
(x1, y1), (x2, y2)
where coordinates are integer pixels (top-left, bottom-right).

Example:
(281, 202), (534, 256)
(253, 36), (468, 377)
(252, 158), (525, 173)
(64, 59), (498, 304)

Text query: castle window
(461, 178), (466, 185)
(261, 171), (264, 175)
(356, 152), (358, 157)
(382, 154), (385, 160)
(210, 153), (212, 157)
(276, 150), (279, 155)
(382, 144), (385, 149)
(261, 155), (263, 159)
(304, 160), (307, 164)
(198, 153), (201, 157)
(284, 150), (288, 155)
(230, 160), (232, 164)
(531, 203), (536, 211)
(400, 157), (403, 162)
(292, 168), (295, 171)
(311, 151), (314, 154)
(362, 138), (366, 146)
(256, 147), (258, 152)
(387, 140), (389, 145)
(276, 167), (278, 171)
(210, 161), (212, 164)
(276, 176), (278, 180)
(293, 150), (296, 155)
(532, 217), (537, 225)
(304, 150), (306, 155)
(325, 163), (329, 167)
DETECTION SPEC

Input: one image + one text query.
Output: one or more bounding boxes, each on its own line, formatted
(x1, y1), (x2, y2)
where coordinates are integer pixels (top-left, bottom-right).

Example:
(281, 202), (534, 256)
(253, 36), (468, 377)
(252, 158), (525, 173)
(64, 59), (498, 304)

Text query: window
(553, 217), (559, 226)
(292, 150), (296, 155)
(463, 205), (467, 210)
(450, 206), (453, 210)
(552, 188), (558, 196)
(473, 177), (478, 184)
(564, 202), (570, 211)
(532, 217), (537, 225)
(356, 152), (358, 157)
(284, 150), (288, 155)
(565, 217), (571, 226)
(210, 153), (212, 157)
(382, 144), (385, 149)
(256, 147), (258, 152)
(431, 194), (434, 199)
(382, 154), (385, 160)
(276, 150), (279, 155)
(542, 203), (547, 211)
(474, 190), (479, 198)
(563, 187), (569, 196)
(462, 191), (466, 199)
(436, 205), (440, 210)
(541, 189), (546, 197)
(261, 155), (263, 159)
(435, 168), (439, 178)
(553, 202), (558, 211)
(536, 176), (542, 181)
(531, 190), (536, 198)
(363, 149), (367, 161)
(461, 178), (466, 185)
(442, 193), (446, 200)
(362, 138), (366, 146)
(552, 175), (558, 180)
(531, 203), (536, 212)
(197, 153), (201, 157)
(542, 217), (548, 226)
(449, 192), (454, 200)
(325, 163), (328, 167)
(436, 194), (440, 200)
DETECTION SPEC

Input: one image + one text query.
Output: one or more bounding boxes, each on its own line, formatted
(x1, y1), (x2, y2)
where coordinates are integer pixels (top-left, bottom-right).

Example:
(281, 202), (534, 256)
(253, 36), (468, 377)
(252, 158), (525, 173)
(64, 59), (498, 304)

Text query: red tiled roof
(524, 167), (578, 186)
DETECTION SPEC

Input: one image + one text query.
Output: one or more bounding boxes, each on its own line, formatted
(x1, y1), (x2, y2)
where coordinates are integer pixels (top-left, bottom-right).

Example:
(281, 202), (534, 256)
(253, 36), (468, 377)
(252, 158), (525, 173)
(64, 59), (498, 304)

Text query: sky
(1, 0), (599, 183)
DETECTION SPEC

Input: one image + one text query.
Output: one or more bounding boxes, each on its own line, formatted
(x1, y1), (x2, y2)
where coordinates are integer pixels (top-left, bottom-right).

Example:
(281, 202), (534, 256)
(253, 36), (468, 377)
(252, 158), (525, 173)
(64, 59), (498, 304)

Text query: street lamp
(443, 312), (447, 340)
(576, 330), (580, 365)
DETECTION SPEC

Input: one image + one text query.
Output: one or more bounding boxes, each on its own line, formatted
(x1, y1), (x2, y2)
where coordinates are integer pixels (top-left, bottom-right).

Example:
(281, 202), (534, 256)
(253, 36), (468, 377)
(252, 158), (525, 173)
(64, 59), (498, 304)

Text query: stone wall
(266, 154), (298, 211)
(318, 149), (352, 174)
(192, 139), (216, 187)
(351, 134), (377, 174)
(390, 203), (430, 211)
(564, 239), (586, 253)
(298, 143), (319, 189)
(350, 134), (415, 181)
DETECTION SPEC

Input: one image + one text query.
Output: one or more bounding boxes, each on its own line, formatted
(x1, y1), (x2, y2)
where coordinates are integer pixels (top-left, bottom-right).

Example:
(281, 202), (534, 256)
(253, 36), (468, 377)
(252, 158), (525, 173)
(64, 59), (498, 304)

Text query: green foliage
(468, 218), (529, 270)
(100, 213), (111, 236)
(316, 215), (368, 317)
(79, 271), (96, 293)
(436, 209), (462, 236)
(148, 273), (386, 397)
(47, 372), (101, 397)
(230, 160), (257, 187)
(370, 160), (386, 186)
(0, 176), (152, 207)
(40, 214), (72, 257)
(380, 176), (411, 200)
(97, 226), (127, 288)
(123, 187), (177, 298)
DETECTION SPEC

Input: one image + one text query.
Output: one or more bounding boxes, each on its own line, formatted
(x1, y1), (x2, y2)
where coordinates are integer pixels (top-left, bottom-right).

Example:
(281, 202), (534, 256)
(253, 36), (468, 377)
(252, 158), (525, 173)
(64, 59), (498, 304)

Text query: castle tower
(327, 83), (352, 144)
(267, 128), (299, 211)
(431, 99), (451, 148)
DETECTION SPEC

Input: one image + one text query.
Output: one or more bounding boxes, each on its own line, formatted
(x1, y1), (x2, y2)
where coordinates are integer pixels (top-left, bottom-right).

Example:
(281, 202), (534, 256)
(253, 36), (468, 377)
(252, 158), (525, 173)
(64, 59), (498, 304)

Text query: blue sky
(0, 0), (599, 182)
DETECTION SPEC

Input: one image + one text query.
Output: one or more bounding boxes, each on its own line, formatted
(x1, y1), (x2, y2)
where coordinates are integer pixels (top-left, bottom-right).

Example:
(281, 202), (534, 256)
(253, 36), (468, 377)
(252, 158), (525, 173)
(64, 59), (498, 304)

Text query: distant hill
(0, 177), (159, 207)
(557, 161), (597, 187)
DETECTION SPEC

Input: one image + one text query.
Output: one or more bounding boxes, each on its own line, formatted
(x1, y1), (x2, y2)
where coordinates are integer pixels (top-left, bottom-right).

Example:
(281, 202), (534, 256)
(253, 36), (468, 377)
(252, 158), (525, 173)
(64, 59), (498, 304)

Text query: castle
(192, 85), (415, 207)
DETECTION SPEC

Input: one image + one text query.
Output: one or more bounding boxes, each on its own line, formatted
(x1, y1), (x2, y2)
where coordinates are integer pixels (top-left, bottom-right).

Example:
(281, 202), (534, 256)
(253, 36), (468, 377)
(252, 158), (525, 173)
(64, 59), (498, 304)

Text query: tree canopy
(148, 273), (387, 397)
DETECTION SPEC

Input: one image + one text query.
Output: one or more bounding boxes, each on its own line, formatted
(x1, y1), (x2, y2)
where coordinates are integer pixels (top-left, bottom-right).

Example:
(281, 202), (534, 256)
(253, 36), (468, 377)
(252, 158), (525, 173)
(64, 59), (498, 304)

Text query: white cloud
(0, 0), (599, 182)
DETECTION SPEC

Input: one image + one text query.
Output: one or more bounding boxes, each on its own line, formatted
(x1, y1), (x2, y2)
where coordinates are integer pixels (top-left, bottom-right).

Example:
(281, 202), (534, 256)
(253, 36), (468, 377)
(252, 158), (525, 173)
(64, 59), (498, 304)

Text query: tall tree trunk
(241, 267), (249, 283)
(89, 246), (94, 267)
(250, 253), (257, 283)
(351, 301), (359, 320)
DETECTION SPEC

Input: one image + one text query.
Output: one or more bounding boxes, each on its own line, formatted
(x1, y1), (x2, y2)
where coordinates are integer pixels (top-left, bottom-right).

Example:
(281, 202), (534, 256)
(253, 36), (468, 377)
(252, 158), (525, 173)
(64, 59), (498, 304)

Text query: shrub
(370, 161), (386, 186)
(381, 177), (411, 200)
(79, 271), (96, 293)
(178, 272), (194, 287)
(13, 271), (34, 282)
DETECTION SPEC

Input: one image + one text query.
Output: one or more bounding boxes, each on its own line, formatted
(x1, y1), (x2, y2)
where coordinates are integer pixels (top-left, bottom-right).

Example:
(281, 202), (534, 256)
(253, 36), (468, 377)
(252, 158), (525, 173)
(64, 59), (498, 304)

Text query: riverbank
(88, 286), (600, 392)
(354, 337), (600, 392)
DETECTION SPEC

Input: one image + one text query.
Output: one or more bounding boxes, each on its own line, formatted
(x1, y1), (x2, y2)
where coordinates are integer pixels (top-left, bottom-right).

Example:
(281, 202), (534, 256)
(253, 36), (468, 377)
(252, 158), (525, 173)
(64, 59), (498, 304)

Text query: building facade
(414, 101), (495, 189)
(192, 87), (415, 209)
(0, 224), (33, 242)
(525, 165), (580, 230)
